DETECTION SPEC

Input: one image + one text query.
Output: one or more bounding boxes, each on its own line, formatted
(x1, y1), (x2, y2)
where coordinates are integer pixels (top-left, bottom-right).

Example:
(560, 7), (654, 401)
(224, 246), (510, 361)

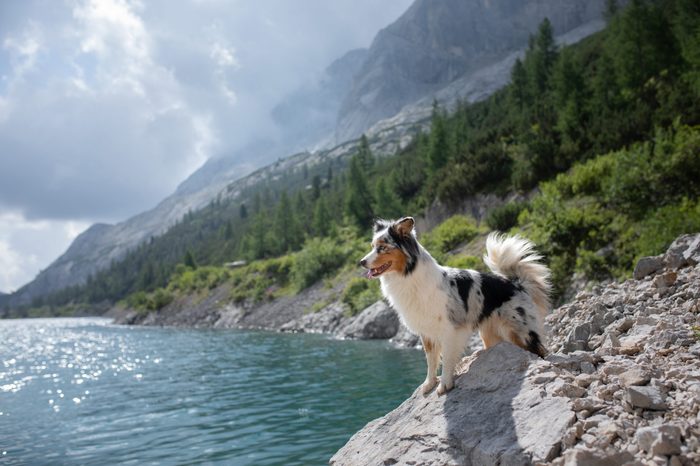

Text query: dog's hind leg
(420, 335), (440, 394)
(437, 329), (469, 396)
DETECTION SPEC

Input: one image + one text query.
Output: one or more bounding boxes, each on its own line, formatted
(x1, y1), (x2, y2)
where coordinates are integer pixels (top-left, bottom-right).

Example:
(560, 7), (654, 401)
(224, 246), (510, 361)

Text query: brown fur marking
(479, 318), (503, 349)
(384, 247), (407, 275)
(421, 336), (434, 352)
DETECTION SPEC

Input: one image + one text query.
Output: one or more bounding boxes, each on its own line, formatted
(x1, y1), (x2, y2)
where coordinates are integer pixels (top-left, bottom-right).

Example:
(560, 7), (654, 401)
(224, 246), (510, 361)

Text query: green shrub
(444, 255), (486, 271)
(126, 291), (148, 309)
(421, 215), (480, 259)
(146, 289), (173, 311)
(291, 238), (346, 290)
(486, 202), (528, 232)
(520, 125), (700, 297)
(341, 277), (381, 316)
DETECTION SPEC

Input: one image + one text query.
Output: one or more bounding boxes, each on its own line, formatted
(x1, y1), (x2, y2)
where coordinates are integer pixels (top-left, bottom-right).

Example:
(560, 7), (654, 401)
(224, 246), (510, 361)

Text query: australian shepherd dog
(360, 217), (551, 396)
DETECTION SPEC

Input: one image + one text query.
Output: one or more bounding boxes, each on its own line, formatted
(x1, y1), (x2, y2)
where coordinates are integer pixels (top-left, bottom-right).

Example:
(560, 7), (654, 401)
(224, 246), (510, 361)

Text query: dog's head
(359, 216), (420, 278)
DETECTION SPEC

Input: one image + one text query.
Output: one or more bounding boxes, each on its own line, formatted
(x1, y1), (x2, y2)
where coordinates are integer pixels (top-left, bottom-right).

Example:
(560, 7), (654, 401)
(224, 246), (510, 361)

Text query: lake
(0, 318), (424, 465)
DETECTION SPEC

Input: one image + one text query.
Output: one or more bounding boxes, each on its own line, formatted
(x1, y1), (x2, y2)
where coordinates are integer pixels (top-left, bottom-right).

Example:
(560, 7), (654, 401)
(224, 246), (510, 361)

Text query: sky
(0, 0), (413, 294)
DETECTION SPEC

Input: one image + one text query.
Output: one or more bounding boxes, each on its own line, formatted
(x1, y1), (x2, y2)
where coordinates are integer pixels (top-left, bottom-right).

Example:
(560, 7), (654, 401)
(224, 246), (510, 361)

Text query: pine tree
(604, 0), (618, 22)
(223, 220), (234, 240)
(510, 58), (529, 112)
(357, 134), (374, 171)
(239, 203), (248, 219)
(374, 178), (403, 219)
(311, 174), (322, 201)
(184, 250), (197, 269)
(529, 18), (558, 96)
(273, 191), (299, 254)
(607, 0), (678, 91)
(312, 197), (331, 237)
(427, 101), (449, 174)
(674, 0), (700, 94)
(345, 155), (374, 227)
(553, 47), (588, 160)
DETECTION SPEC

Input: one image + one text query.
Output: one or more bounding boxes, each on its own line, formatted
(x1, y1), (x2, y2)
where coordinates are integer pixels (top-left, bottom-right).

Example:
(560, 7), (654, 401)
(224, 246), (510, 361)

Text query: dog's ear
(373, 218), (391, 233)
(393, 217), (415, 237)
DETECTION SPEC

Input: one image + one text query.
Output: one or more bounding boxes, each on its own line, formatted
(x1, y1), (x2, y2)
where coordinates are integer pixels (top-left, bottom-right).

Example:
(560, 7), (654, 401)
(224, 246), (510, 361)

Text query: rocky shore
(111, 277), (424, 348)
(331, 233), (700, 465)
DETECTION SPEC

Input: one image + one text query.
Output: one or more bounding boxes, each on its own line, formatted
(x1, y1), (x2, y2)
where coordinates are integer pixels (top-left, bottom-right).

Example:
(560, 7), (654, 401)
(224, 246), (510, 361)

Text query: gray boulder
(625, 386), (667, 410)
(331, 343), (576, 465)
(633, 255), (665, 279)
(636, 424), (682, 456)
(390, 324), (421, 348)
(338, 300), (400, 340)
(664, 233), (700, 269)
(279, 302), (349, 334)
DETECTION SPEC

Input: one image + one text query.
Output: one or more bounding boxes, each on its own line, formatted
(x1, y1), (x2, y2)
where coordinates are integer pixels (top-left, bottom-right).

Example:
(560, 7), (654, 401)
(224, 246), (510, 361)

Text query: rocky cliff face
(331, 233), (700, 465)
(336, 0), (609, 142)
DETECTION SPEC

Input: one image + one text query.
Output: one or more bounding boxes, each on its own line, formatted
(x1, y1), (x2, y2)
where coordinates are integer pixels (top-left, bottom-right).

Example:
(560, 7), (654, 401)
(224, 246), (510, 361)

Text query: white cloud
(210, 43), (239, 69)
(0, 212), (90, 293)
(0, 0), (413, 292)
(0, 0), (211, 220)
(2, 20), (42, 82)
(0, 240), (31, 294)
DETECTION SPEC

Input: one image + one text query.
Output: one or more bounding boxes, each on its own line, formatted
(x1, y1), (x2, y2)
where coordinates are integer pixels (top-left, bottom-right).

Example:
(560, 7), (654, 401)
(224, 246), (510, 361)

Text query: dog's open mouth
(367, 262), (392, 278)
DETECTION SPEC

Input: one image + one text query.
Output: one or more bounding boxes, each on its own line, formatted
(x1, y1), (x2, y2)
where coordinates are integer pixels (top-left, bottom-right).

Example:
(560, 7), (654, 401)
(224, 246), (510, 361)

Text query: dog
(360, 216), (551, 395)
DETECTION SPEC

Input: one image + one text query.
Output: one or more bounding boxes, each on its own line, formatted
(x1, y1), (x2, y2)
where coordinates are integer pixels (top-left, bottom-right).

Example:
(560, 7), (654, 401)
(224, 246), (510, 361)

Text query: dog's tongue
(366, 269), (374, 279)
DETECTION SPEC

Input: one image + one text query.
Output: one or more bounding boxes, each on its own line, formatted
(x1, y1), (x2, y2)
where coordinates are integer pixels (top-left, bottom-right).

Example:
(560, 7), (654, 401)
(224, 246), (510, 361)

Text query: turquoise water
(0, 318), (424, 465)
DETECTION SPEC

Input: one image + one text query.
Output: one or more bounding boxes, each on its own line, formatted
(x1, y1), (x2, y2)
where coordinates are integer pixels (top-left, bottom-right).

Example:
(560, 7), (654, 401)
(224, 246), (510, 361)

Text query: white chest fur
(380, 258), (449, 340)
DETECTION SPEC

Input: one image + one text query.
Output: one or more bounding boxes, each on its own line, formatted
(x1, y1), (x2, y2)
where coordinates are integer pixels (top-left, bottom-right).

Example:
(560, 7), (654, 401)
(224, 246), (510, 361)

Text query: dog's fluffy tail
(483, 232), (551, 318)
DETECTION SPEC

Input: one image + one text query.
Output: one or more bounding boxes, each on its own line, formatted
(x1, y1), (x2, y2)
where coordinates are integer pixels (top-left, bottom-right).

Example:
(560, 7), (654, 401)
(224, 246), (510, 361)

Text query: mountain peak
(336, 0), (608, 141)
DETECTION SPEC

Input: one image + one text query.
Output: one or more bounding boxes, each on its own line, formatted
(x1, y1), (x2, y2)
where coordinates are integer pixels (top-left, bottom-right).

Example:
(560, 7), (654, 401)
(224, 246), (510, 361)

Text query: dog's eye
(377, 246), (386, 253)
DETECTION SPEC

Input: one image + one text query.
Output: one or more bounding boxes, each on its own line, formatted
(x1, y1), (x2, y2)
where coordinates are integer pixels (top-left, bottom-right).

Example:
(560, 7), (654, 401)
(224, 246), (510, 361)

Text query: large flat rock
(331, 343), (575, 465)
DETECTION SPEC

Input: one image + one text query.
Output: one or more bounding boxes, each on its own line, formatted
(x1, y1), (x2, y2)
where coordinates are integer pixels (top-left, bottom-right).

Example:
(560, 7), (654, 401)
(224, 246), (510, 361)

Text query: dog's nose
(360, 259), (367, 268)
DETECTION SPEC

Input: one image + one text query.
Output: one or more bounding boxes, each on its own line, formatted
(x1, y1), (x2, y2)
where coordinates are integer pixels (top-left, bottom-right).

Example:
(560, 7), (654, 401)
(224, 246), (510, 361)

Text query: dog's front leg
(437, 331), (465, 396)
(420, 335), (440, 394)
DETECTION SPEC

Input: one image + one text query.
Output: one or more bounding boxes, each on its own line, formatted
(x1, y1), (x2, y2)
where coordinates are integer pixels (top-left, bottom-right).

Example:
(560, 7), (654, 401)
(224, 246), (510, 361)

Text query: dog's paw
(421, 378), (438, 394)
(436, 380), (454, 396)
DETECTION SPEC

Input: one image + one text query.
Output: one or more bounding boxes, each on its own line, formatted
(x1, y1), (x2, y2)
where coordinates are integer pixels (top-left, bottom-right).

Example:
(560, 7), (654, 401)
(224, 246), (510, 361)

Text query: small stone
(580, 361), (596, 374)
(625, 386), (667, 410)
(634, 255), (665, 280)
(572, 397), (605, 413)
(564, 340), (589, 353)
(619, 368), (651, 387)
(562, 447), (634, 466)
(575, 373), (597, 388)
(654, 272), (677, 290)
(582, 414), (609, 431)
(550, 381), (587, 398)
(619, 340), (643, 356)
(636, 424), (682, 456)
(571, 323), (592, 342)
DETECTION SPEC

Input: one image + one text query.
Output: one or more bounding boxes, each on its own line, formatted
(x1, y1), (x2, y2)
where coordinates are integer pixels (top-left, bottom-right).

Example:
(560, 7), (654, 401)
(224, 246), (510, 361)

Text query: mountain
(336, 0), (609, 142)
(8, 0), (612, 307)
(272, 48), (369, 152)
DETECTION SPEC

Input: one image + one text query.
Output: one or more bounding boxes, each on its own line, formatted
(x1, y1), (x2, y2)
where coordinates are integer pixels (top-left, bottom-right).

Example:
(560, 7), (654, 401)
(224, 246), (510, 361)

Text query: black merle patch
(516, 307), (526, 317)
(452, 271), (473, 309)
(445, 270), (474, 326)
(478, 272), (517, 323)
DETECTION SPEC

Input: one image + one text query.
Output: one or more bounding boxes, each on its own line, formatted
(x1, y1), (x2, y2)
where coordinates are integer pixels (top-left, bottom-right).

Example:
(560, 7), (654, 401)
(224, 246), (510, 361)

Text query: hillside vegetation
(5, 0), (700, 318)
